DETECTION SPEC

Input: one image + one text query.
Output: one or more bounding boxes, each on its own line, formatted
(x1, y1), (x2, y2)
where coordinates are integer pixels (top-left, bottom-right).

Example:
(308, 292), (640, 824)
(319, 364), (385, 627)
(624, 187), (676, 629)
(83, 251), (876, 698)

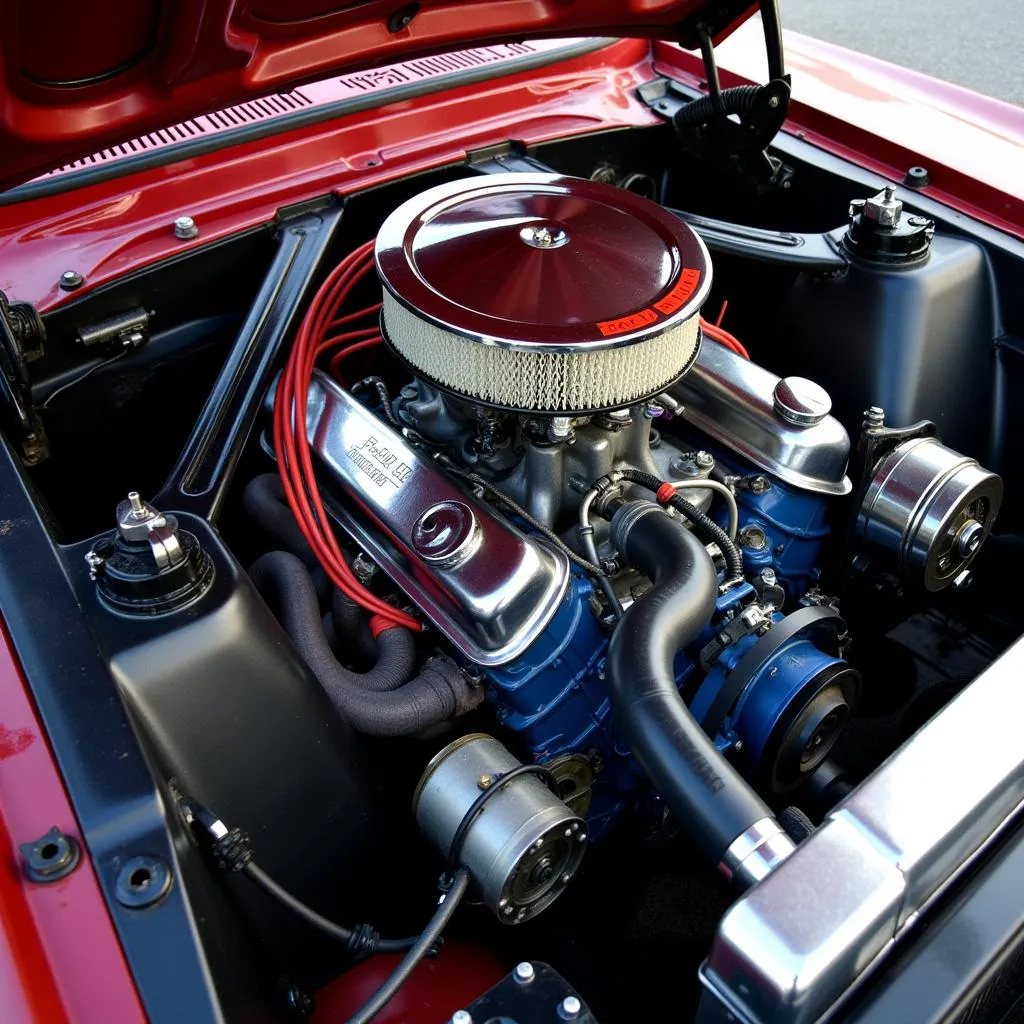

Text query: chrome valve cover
(298, 371), (569, 666)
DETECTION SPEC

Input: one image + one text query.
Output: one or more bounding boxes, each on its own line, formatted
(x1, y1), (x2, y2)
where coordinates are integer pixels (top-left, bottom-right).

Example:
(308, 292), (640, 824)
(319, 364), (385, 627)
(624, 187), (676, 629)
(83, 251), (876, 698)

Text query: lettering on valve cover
(345, 435), (412, 489)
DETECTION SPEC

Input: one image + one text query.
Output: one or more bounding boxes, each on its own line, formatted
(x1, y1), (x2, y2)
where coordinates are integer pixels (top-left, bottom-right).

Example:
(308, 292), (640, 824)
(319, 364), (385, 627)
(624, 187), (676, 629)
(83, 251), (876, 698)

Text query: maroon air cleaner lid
(375, 173), (712, 413)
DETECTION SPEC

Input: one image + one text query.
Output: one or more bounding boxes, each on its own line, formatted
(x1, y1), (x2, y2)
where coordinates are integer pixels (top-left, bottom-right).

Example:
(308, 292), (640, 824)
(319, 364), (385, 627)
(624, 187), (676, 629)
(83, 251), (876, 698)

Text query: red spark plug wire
(274, 241), (421, 632)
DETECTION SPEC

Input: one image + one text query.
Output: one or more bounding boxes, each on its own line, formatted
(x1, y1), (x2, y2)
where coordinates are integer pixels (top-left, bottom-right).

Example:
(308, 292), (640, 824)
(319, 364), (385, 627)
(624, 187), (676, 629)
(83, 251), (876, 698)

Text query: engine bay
(3, 106), (1023, 1022)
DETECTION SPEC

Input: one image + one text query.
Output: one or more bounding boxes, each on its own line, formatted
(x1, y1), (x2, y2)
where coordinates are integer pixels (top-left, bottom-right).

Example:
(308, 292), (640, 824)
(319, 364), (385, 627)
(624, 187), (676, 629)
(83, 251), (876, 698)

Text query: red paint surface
(312, 942), (506, 1023)
(0, 621), (145, 1023)
(0, 39), (661, 310)
(0, 725), (33, 760)
(28, 39), (582, 183)
(0, 29), (1020, 320)
(0, 0), (757, 191)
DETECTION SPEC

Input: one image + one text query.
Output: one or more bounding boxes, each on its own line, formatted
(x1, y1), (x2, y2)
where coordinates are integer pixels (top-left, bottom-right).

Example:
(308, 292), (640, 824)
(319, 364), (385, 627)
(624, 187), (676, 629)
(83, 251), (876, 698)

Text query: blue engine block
(728, 463), (831, 600)
(484, 454), (852, 839)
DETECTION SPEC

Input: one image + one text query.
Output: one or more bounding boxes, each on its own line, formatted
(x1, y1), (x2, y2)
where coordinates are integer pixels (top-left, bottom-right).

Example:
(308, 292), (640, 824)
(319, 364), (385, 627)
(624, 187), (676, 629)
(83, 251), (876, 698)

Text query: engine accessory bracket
(699, 605), (849, 739)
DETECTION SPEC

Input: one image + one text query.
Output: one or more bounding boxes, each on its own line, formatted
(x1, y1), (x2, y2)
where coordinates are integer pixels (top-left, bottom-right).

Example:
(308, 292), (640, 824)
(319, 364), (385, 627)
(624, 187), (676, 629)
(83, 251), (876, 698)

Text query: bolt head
(559, 995), (582, 1020)
(60, 270), (84, 290)
(116, 494), (165, 542)
(450, 1011), (473, 1024)
(521, 224), (569, 249)
(514, 961), (536, 984)
(173, 215), (199, 240)
(738, 525), (768, 551)
(695, 450), (715, 469)
(670, 455), (700, 478)
(863, 186), (903, 227)
(956, 520), (984, 559)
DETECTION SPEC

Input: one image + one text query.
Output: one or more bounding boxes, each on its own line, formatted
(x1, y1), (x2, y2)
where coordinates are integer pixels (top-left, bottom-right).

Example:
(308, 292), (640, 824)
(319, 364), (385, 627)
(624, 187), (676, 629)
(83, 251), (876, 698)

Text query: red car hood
(0, 0), (756, 192)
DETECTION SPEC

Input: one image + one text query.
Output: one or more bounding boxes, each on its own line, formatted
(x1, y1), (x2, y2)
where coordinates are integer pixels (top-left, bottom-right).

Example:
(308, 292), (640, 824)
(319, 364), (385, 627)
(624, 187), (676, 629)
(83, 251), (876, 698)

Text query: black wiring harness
(181, 798), (472, 1022)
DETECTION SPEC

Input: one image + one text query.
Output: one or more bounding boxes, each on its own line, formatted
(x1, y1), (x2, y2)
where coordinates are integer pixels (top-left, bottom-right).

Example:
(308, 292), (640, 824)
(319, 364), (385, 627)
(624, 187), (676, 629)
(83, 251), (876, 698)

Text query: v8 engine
(277, 174), (1002, 904)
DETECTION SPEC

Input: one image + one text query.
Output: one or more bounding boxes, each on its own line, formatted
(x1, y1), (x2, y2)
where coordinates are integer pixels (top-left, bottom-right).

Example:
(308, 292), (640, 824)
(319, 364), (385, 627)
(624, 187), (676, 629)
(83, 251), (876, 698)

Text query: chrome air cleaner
(375, 173), (712, 413)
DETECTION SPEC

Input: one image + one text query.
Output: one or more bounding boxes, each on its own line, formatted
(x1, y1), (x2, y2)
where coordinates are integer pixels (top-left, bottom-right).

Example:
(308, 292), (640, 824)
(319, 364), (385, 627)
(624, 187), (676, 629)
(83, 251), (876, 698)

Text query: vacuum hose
(249, 551), (481, 736)
(606, 502), (793, 887)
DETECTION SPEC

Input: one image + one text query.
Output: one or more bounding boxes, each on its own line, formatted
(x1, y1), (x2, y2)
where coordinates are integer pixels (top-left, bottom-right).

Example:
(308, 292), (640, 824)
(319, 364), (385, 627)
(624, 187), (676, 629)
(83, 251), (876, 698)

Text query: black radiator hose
(606, 502), (791, 885)
(248, 552), (481, 735)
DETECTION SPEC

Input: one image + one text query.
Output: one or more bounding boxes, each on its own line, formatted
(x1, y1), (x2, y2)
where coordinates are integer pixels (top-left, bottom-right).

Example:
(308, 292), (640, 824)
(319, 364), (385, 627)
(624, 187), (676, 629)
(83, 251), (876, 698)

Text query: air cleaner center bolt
(520, 223), (570, 249)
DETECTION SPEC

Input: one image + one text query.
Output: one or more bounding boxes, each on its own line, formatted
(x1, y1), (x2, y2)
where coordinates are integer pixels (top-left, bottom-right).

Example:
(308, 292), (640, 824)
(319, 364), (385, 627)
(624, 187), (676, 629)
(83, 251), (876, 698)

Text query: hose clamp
(719, 816), (795, 888)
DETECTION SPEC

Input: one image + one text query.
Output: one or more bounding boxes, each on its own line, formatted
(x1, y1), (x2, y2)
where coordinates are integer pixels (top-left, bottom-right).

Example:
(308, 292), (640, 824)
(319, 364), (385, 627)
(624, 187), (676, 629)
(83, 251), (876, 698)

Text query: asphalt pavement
(780, 0), (1023, 106)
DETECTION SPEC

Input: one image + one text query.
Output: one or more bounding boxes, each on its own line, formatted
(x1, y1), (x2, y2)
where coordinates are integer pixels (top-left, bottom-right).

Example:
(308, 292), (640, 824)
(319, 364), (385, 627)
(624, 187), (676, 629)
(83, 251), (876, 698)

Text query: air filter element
(375, 173), (712, 413)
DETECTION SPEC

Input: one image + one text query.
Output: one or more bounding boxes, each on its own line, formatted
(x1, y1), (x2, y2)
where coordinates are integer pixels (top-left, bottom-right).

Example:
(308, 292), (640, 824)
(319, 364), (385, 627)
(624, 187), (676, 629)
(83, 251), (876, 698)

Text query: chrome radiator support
(698, 635), (1024, 1024)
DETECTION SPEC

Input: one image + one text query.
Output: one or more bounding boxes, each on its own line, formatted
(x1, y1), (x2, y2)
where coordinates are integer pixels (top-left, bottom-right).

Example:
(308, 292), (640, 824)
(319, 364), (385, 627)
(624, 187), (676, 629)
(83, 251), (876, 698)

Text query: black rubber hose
(243, 474), (317, 566)
(332, 588), (378, 665)
(248, 552), (480, 734)
(181, 797), (417, 958)
(347, 868), (470, 1024)
(244, 474), (377, 656)
(614, 468), (744, 582)
(242, 862), (416, 956)
(606, 502), (774, 872)
(673, 85), (759, 128)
